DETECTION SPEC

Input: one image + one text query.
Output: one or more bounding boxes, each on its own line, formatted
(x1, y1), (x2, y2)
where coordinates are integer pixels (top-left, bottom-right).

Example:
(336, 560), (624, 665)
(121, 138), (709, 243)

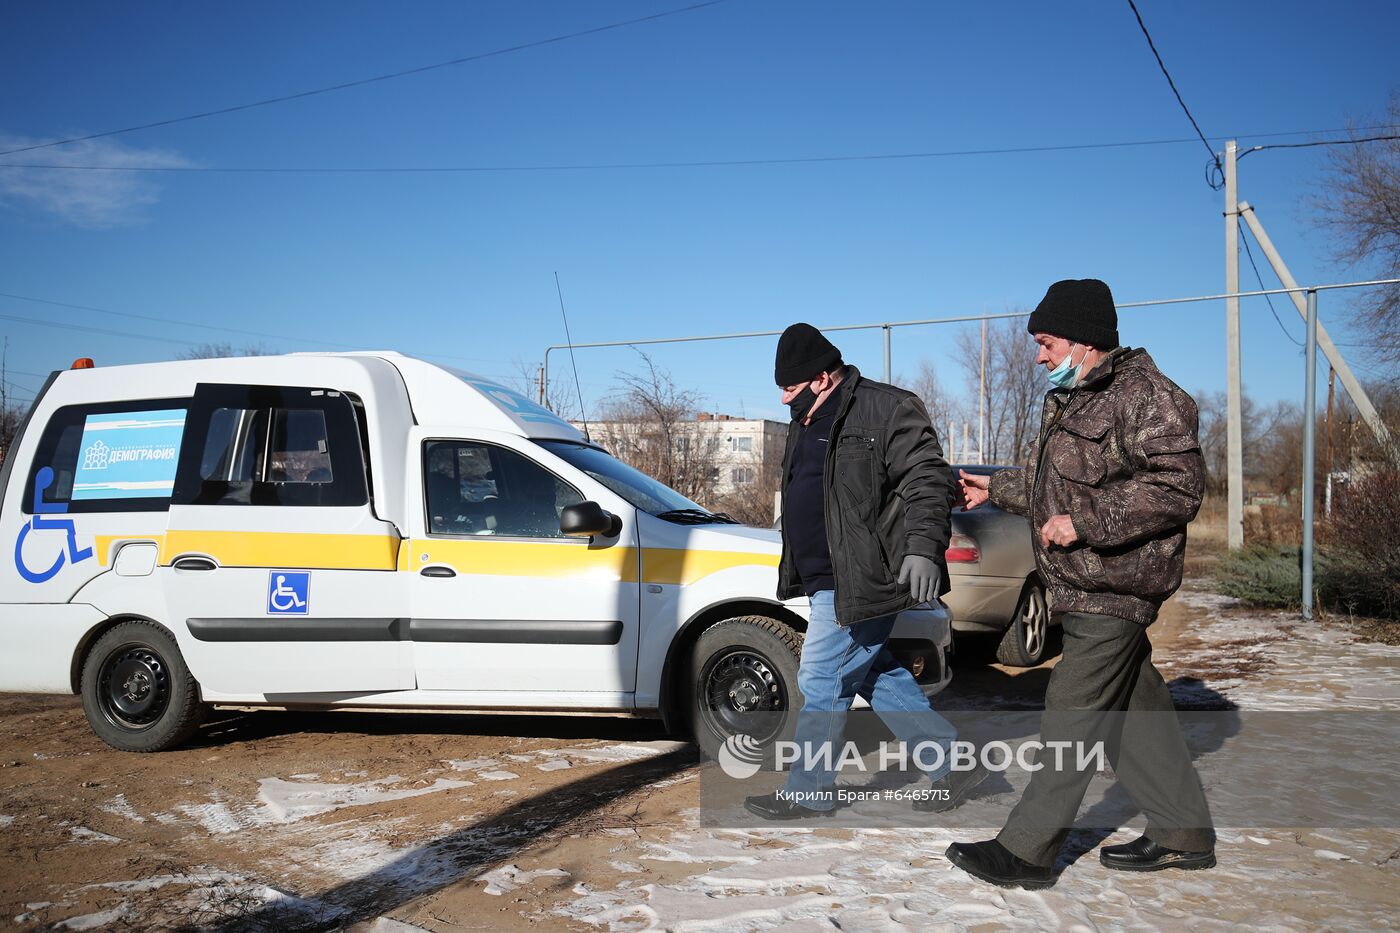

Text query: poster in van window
(70, 409), (187, 500)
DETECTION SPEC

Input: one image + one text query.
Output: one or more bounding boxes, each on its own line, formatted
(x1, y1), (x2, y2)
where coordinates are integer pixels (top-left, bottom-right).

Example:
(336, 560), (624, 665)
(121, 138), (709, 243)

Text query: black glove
(898, 555), (941, 605)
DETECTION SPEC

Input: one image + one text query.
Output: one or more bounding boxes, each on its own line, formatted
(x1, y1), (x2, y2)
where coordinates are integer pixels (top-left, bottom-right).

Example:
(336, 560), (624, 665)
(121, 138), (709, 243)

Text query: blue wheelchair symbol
(14, 466), (94, 584)
(267, 571), (310, 615)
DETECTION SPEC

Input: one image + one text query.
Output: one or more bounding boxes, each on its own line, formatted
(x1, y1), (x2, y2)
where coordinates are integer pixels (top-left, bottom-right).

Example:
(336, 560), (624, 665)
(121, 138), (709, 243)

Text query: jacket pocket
(1051, 415), (1112, 487)
(1045, 545), (1106, 592)
(835, 435), (877, 515)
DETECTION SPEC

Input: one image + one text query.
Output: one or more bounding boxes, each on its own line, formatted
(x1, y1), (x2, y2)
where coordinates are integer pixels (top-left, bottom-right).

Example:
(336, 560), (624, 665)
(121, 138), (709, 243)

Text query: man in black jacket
(744, 323), (988, 819)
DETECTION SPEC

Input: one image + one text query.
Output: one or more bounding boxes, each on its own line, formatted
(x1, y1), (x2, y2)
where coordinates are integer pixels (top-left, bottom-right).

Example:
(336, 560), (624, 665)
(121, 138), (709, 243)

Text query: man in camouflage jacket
(946, 279), (1216, 890)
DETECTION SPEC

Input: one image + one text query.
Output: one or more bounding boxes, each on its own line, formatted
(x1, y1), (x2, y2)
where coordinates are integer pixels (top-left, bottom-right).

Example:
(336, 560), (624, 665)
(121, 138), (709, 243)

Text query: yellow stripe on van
(641, 548), (780, 586)
(411, 541), (777, 586)
(415, 539), (641, 582)
(160, 531), (400, 570)
(100, 531), (776, 583)
(95, 535), (166, 566)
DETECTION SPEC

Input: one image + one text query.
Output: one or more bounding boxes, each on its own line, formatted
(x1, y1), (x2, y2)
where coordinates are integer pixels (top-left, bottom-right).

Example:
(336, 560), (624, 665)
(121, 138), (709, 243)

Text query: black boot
(945, 839), (1056, 890)
(1099, 834), (1216, 872)
(914, 762), (991, 813)
(743, 791), (836, 821)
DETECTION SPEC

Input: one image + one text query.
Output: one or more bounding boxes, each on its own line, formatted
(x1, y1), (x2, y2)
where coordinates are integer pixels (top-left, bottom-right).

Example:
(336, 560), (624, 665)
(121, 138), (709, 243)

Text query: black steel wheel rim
(97, 643), (171, 730)
(698, 648), (788, 743)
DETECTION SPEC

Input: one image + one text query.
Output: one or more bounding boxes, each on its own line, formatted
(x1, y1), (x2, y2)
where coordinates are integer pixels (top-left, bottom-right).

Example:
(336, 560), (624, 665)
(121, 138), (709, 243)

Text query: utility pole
(537, 365), (546, 407)
(1326, 367), (1335, 481)
(979, 317), (987, 465)
(1224, 140), (1245, 550)
(1239, 201), (1392, 451)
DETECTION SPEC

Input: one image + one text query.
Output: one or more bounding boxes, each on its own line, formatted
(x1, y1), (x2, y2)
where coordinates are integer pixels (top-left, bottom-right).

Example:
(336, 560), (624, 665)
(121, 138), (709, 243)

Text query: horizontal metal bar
(545, 278), (1400, 353)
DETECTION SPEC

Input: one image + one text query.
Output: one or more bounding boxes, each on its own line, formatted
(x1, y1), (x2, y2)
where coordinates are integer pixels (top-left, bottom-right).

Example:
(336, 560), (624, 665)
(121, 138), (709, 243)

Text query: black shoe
(743, 791), (836, 821)
(945, 839), (1056, 890)
(914, 762), (991, 813)
(1099, 834), (1216, 872)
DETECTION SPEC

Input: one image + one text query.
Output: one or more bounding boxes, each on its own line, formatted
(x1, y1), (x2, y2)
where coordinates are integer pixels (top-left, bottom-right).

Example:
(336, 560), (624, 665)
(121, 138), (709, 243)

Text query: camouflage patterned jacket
(988, 347), (1204, 625)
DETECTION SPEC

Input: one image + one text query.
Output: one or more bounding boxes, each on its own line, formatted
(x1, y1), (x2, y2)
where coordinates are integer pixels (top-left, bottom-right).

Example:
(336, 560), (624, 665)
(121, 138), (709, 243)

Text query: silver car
(945, 464), (1057, 667)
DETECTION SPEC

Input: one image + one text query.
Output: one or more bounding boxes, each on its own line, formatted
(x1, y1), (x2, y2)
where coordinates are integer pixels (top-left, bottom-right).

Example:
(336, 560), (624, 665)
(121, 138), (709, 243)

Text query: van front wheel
(80, 620), (206, 753)
(688, 615), (802, 758)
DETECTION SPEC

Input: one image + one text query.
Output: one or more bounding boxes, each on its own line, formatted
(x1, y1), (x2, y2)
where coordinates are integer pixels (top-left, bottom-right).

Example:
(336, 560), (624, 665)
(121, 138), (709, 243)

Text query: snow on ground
(544, 584), (1400, 931)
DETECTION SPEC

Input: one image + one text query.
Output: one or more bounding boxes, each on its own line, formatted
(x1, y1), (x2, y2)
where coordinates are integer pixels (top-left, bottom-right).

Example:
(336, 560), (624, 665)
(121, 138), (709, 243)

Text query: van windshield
(537, 440), (734, 523)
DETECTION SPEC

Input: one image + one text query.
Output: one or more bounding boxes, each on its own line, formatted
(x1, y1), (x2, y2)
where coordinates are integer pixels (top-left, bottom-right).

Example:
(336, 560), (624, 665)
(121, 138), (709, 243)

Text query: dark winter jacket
(777, 366), (957, 625)
(989, 347), (1204, 625)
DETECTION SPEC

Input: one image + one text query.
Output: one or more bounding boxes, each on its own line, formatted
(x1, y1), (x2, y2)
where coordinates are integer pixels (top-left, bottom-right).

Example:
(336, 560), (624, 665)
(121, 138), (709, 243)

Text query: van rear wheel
(688, 615), (802, 758)
(80, 620), (206, 753)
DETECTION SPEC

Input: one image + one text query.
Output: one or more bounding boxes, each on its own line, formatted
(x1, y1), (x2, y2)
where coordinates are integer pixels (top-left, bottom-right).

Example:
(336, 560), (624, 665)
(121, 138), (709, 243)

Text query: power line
(4, 125), (1395, 175)
(0, 291), (354, 347)
(0, 291), (532, 366)
(1239, 232), (1302, 347)
(1238, 133), (1400, 161)
(1125, 0), (1223, 189)
(0, 1), (729, 158)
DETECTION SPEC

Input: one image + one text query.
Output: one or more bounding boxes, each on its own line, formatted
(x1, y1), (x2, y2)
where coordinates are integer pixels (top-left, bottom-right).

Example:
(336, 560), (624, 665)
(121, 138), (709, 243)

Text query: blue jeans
(782, 590), (958, 809)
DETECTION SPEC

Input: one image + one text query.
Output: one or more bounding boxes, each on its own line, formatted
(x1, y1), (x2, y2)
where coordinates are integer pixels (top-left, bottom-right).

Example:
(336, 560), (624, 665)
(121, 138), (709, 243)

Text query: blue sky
(1, 0), (1396, 425)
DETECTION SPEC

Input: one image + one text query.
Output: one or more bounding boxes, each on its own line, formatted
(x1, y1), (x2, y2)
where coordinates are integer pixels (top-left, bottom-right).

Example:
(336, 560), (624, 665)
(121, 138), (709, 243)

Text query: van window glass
(425, 441), (582, 537)
(268, 410), (333, 483)
(536, 440), (703, 515)
(173, 385), (366, 507)
(200, 408), (264, 482)
(24, 399), (190, 514)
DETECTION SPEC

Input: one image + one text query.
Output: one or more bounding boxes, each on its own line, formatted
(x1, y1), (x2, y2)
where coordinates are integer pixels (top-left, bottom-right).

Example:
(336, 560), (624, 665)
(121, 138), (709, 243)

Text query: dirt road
(3, 579), (1398, 931)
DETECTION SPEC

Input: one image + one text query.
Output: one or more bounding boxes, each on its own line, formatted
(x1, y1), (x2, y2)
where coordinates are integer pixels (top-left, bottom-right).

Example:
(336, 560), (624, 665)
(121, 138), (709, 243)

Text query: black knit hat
(774, 323), (842, 386)
(1026, 279), (1120, 349)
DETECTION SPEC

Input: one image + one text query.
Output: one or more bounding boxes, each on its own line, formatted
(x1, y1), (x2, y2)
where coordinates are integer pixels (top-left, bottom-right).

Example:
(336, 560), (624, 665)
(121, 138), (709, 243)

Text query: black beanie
(774, 323), (842, 386)
(1026, 279), (1120, 349)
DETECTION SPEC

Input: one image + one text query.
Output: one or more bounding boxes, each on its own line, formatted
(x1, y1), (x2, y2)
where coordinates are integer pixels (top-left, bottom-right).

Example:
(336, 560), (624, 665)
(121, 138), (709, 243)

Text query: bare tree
(953, 316), (1040, 465)
(1314, 94), (1400, 375)
(508, 357), (581, 421)
(177, 342), (273, 360)
(712, 451), (782, 527)
(592, 351), (723, 505)
(896, 359), (954, 431)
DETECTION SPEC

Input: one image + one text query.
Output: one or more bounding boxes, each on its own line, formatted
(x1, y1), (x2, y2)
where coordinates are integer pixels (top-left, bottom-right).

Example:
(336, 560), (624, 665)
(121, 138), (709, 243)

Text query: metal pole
(1224, 140), (1244, 550)
(883, 325), (891, 383)
(1302, 289), (1318, 621)
(1239, 201), (1393, 450)
(979, 317), (987, 464)
(542, 348), (552, 409)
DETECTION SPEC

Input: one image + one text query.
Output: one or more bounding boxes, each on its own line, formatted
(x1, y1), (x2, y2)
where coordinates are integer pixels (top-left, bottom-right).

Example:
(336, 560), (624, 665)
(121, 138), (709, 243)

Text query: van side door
(405, 432), (641, 701)
(159, 383), (412, 699)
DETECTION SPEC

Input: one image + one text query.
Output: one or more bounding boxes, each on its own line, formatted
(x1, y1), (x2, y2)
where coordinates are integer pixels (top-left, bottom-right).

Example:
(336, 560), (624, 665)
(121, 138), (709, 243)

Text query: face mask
(787, 385), (818, 421)
(1046, 343), (1086, 389)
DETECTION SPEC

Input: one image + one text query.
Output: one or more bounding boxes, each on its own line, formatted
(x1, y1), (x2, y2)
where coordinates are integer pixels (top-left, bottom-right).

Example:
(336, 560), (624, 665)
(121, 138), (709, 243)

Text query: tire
(995, 581), (1053, 667)
(80, 620), (207, 752)
(686, 615), (802, 759)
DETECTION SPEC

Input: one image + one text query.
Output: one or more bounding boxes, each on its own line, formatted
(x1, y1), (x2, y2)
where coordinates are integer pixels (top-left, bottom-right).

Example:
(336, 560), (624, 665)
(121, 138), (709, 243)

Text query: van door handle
(172, 556), (218, 572)
(420, 566), (456, 578)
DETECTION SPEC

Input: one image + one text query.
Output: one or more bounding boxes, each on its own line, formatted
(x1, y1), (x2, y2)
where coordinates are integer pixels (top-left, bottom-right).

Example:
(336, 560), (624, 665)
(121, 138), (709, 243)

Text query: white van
(1, 352), (950, 752)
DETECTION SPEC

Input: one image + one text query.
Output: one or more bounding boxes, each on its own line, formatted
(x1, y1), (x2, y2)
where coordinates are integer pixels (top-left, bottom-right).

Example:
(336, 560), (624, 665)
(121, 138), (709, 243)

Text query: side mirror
(560, 501), (622, 538)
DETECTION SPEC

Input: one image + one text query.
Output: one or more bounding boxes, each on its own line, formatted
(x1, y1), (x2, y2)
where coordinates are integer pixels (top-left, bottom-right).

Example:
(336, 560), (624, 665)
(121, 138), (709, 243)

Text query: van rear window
(24, 399), (191, 514)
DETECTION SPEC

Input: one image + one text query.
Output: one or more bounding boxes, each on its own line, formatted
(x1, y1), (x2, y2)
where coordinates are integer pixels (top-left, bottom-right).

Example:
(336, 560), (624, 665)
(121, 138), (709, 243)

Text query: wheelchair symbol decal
(14, 466), (94, 585)
(267, 571), (310, 615)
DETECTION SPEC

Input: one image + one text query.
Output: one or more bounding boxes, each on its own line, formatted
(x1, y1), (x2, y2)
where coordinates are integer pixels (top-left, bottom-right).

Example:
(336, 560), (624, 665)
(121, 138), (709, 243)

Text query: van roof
(47, 351), (584, 442)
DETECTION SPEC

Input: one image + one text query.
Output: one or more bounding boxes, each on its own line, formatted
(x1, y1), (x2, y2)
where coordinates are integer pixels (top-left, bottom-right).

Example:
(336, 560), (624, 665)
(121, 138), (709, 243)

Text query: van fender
(653, 593), (808, 737)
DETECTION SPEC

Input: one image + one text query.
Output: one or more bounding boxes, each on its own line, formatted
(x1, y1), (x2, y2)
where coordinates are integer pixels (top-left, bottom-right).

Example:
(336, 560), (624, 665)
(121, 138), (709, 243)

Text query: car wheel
(996, 582), (1052, 667)
(687, 615), (802, 758)
(80, 620), (207, 753)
